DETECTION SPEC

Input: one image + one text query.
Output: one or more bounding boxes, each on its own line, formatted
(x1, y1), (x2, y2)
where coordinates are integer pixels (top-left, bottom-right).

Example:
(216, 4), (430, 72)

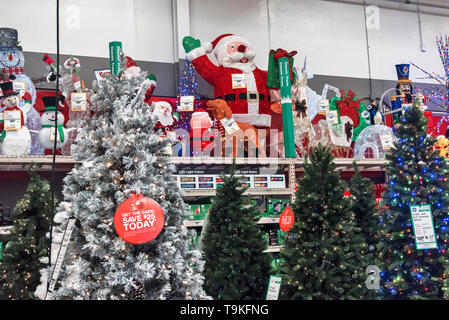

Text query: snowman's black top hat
(40, 96), (65, 112)
(0, 81), (19, 98)
(0, 28), (22, 50)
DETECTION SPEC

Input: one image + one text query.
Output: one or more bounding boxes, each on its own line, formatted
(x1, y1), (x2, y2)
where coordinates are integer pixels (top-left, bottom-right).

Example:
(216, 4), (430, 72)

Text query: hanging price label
(318, 99), (329, 114)
(70, 92), (87, 112)
(279, 206), (294, 232)
(410, 204), (437, 250)
(12, 81), (26, 99)
(380, 134), (394, 150)
(179, 95), (194, 112)
(232, 74), (246, 89)
(220, 117), (240, 135)
(49, 127), (62, 142)
(266, 275), (282, 300)
(3, 110), (22, 130)
(326, 110), (339, 125)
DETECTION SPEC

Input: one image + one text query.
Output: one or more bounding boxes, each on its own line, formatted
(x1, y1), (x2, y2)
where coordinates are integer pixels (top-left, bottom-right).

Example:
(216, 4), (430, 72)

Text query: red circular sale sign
(114, 193), (164, 244)
(279, 206), (294, 232)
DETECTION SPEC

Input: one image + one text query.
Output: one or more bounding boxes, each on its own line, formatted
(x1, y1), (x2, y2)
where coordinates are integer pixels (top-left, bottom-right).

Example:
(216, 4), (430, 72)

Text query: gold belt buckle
(247, 91), (259, 103)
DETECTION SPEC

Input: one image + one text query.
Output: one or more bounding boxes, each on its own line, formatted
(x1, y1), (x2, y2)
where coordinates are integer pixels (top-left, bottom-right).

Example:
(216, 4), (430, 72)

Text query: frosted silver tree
(36, 61), (208, 300)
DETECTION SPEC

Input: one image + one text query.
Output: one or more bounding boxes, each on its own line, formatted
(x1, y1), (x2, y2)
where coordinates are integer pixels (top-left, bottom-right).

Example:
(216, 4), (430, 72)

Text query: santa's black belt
(216, 93), (270, 102)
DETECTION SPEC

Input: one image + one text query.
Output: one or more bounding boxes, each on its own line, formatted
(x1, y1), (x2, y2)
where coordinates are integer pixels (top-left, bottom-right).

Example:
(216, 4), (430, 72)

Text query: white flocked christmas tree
(35, 58), (209, 300)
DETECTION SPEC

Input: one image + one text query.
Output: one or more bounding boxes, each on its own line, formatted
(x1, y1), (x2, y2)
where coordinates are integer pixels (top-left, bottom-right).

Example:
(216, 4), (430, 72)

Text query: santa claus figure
(189, 108), (213, 154)
(182, 34), (271, 129)
(151, 100), (178, 131)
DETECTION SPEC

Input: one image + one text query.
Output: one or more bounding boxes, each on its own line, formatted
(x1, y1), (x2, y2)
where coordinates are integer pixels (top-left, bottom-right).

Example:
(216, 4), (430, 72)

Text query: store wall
(189, 0), (449, 82)
(2, 0), (175, 63)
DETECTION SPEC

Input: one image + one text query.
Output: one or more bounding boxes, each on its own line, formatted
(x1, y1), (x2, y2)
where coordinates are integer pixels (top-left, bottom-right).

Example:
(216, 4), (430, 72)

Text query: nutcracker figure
(390, 64), (416, 127)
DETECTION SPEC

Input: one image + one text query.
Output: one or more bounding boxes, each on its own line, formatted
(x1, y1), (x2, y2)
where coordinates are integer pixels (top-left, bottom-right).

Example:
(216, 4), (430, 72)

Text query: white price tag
(220, 117), (240, 135)
(3, 110), (22, 130)
(179, 96), (194, 112)
(50, 127), (62, 142)
(410, 205), (437, 250)
(70, 92), (87, 112)
(318, 99), (329, 114)
(379, 134), (394, 150)
(266, 275), (282, 300)
(327, 110), (339, 125)
(12, 81), (26, 98)
(232, 74), (246, 89)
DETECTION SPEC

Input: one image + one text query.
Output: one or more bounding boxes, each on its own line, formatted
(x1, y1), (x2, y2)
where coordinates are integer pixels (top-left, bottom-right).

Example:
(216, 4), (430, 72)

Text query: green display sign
(109, 41), (123, 75)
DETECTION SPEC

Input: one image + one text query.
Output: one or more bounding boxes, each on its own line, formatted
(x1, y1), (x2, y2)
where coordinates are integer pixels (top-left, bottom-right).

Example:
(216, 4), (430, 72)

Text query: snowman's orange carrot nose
(8, 53), (13, 61)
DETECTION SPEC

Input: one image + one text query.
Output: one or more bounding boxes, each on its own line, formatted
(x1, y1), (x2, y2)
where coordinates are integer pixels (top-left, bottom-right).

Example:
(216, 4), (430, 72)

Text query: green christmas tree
(378, 102), (449, 299)
(349, 162), (380, 252)
(201, 162), (271, 300)
(278, 144), (371, 299)
(0, 166), (55, 300)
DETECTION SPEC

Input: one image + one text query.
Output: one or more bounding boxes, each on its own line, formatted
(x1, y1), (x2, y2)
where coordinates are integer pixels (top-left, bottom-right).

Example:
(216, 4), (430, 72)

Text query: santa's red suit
(186, 34), (271, 128)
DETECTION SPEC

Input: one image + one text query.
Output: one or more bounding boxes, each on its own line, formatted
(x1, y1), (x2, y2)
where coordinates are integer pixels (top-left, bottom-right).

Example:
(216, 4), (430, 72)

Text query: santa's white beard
(153, 109), (174, 126)
(221, 50), (256, 73)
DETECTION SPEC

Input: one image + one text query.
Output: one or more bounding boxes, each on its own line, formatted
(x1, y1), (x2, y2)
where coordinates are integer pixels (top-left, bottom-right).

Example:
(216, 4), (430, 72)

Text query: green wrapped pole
(267, 49), (297, 158)
(109, 41), (122, 75)
(278, 57), (296, 158)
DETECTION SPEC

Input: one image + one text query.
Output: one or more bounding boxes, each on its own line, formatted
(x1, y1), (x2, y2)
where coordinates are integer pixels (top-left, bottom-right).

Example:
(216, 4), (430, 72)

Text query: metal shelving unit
(183, 216), (281, 227)
(0, 156), (388, 239)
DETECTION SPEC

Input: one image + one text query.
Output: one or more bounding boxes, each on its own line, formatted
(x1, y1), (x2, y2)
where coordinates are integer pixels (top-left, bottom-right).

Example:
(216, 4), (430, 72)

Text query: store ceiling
(322, 0), (449, 17)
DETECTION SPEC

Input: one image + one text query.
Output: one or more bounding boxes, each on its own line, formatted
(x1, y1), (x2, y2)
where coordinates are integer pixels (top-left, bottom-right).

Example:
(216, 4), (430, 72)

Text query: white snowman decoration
(37, 96), (76, 155)
(0, 81), (31, 155)
(0, 28), (43, 155)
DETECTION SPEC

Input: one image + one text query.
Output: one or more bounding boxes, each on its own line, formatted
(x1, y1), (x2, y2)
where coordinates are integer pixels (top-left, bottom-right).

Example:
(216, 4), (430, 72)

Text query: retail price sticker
(327, 110), (339, 125)
(231, 73), (246, 89)
(380, 134), (395, 150)
(3, 110), (22, 130)
(318, 99), (329, 115)
(410, 204), (437, 250)
(220, 117), (240, 135)
(70, 92), (88, 112)
(266, 275), (282, 300)
(179, 95), (194, 112)
(12, 81), (26, 98)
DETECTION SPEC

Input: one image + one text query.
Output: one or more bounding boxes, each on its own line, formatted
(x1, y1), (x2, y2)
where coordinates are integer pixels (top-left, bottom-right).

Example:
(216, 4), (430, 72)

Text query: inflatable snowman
(0, 28), (43, 155)
(38, 96), (76, 155)
(0, 82), (31, 155)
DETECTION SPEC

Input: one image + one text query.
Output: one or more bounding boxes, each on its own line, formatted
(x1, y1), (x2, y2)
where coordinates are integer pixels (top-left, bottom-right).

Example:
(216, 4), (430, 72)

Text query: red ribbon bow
(335, 90), (361, 128)
(271, 48), (298, 60)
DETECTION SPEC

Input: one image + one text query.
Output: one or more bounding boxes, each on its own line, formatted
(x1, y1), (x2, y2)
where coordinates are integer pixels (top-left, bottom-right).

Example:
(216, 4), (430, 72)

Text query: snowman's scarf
(1, 67), (24, 76)
(0, 119), (4, 141)
(41, 124), (65, 142)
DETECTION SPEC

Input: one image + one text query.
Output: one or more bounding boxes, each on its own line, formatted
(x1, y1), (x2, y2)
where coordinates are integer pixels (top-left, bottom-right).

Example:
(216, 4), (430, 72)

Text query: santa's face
(221, 41), (256, 72)
(152, 102), (174, 126)
(2, 94), (19, 108)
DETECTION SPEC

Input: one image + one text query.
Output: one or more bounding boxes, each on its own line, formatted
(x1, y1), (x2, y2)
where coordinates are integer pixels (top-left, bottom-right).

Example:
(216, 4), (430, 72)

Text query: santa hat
(204, 34), (252, 65)
(123, 56), (141, 78)
(191, 108), (212, 124)
(124, 56), (138, 68)
(192, 108), (209, 117)
(154, 100), (172, 108)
